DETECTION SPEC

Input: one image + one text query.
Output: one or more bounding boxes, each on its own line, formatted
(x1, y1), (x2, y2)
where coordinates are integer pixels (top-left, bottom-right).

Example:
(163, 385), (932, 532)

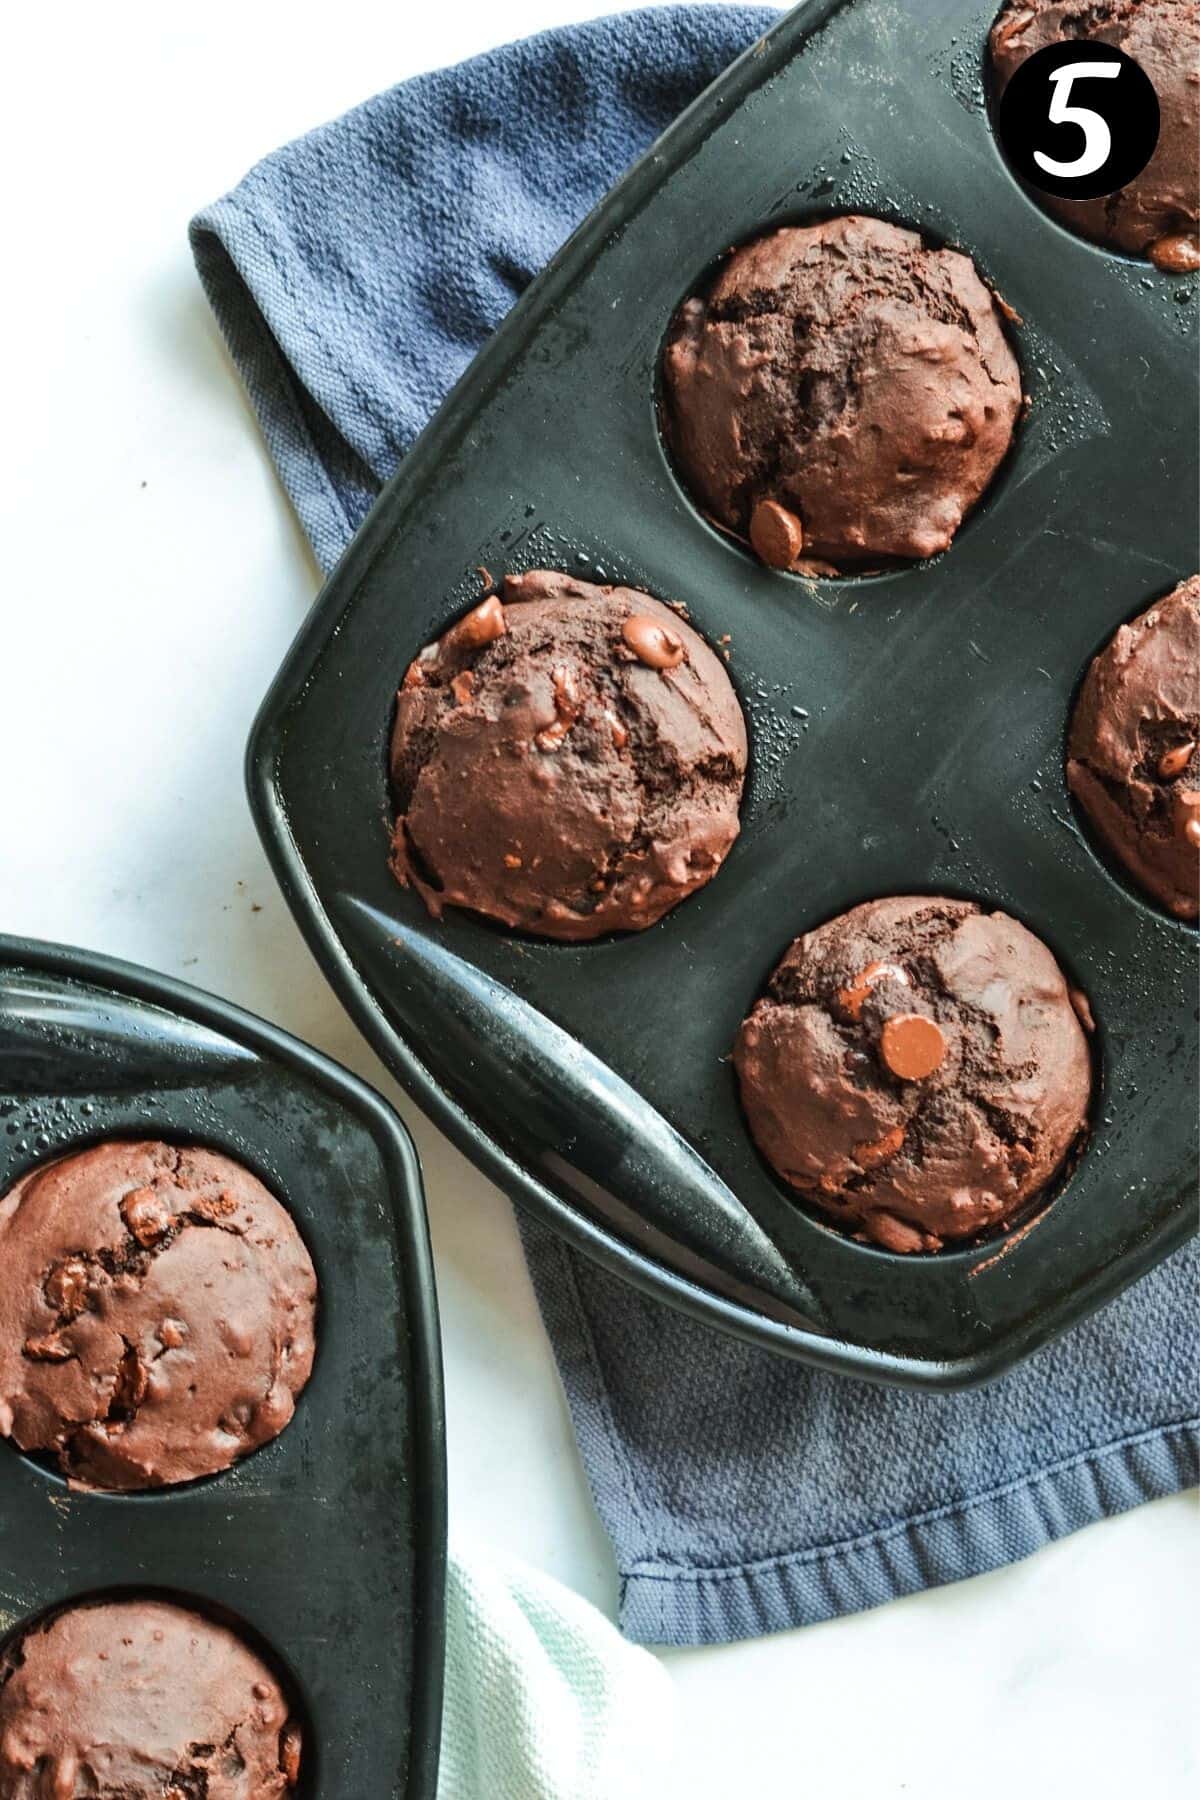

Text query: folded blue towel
(191, 3), (1199, 1648)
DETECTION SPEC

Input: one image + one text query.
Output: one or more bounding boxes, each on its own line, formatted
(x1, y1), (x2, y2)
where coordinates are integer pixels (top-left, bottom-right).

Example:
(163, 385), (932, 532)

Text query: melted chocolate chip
(880, 1013), (948, 1081)
(1158, 740), (1196, 779)
(854, 1124), (906, 1168)
(621, 615), (686, 670)
(43, 1257), (92, 1319)
(280, 1721), (303, 1786)
(534, 665), (581, 750)
(837, 959), (909, 1020)
(23, 1332), (73, 1363)
(1069, 987), (1096, 1035)
(120, 1187), (171, 1247)
(1149, 234), (1200, 274)
(868, 1211), (931, 1255)
(444, 594), (506, 654)
(749, 498), (805, 569)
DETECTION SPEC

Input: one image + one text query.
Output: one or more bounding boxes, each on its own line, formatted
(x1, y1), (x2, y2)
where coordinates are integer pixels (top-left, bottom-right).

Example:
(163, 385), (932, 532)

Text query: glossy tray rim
(0, 932), (448, 1799)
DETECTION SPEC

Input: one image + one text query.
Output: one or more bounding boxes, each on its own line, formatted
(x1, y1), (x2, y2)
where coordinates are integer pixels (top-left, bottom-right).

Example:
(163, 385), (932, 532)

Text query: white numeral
(1034, 61), (1122, 179)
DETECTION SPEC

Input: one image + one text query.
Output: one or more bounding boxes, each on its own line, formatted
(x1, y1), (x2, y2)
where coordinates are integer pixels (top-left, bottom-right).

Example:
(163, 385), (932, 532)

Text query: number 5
(1035, 61), (1122, 180)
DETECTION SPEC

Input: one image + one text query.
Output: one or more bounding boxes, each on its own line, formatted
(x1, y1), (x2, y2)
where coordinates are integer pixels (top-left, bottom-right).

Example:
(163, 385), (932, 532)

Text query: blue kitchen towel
(190, 4), (1200, 1648)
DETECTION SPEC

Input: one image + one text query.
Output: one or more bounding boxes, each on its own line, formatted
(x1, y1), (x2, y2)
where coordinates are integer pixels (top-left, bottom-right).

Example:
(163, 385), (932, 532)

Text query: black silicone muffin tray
(0, 938), (445, 1798)
(248, 0), (1198, 1387)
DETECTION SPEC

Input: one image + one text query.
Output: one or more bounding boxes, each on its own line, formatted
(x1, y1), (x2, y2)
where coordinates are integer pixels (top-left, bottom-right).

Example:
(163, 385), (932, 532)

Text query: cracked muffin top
(0, 1140), (318, 1490)
(1067, 573), (1200, 919)
(733, 896), (1093, 1253)
(389, 569), (747, 940)
(661, 214), (1022, 571)
(990, 0), (1200, 271)
(0, 1598), (301, 1797)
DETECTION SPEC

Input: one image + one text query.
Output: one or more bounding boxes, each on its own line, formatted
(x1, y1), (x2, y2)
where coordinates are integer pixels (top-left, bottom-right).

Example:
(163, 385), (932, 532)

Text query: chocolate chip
(1158, 740), (1195, 779)
(867, 1210), (928, 1254)
(534, 666), (581, 750)
(120, 1187), (171, 1246)
(44, 1753), (78, 1800)
(279, 1721), (303, 1787)
(44, 1257), (92, 1319)
(191, 1190), (238, 1221)
(443, 594), (507, 653)
(24, 1333), (74, 1362)
(853, 1124), (906, 1168)
(837, 959), (909, 1020)
(880, 1013), (948, 1081)
(110, 1342), (148, 1416)
(1069, 988), (1096, 1035)
(748, 498), (804, 569)
(1175, 789), (1200, 844)
(621, 615), (686, 670)
(1149, 233), (1200, 274)
(605, 709), (629, 749)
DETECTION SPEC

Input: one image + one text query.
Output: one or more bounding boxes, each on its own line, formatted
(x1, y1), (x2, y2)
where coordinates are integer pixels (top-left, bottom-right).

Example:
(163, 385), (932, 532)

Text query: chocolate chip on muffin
(0, 1140), (318, 1490)
(990, 0), (1200, 269)
(0, 1598), (301, 1797)
(734, 896), (1093, 1252)
(1067, 574), (1200, 919)
(661, 214), (1022, 570)
(389, 570), (747, 939)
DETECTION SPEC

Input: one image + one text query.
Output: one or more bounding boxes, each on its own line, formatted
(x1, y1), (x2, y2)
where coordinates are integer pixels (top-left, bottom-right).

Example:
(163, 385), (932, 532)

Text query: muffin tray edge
(0, 934), (447, 1799)
(246, 0), (1198, 1385)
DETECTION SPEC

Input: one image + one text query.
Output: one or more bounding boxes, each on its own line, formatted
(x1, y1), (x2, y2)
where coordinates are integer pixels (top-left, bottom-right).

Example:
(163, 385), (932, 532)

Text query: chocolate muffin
(734, 896), (1093, 1252)
(661, 214), (1022, 570)
(1067, 574), (1200, 919)
(389, 570), (747, 939)
(990, 0), (1200, 271)
(0, 1598), (301, 1796)
(0, 1141), (318, 1490)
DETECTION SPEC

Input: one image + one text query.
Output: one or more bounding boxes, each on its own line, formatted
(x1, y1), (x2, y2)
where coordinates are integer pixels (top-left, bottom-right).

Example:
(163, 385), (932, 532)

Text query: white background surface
(2, 3), (1196, 1794)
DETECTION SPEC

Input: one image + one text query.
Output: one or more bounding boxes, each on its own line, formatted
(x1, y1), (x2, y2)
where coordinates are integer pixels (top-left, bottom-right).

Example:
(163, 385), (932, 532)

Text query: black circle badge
(997, 40), (1160, 202)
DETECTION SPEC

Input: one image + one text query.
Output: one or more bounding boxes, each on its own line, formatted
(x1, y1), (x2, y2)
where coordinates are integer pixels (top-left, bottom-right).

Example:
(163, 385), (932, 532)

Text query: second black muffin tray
(248, 0), (1198, 1385)
(0, 937), (445, 1798)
